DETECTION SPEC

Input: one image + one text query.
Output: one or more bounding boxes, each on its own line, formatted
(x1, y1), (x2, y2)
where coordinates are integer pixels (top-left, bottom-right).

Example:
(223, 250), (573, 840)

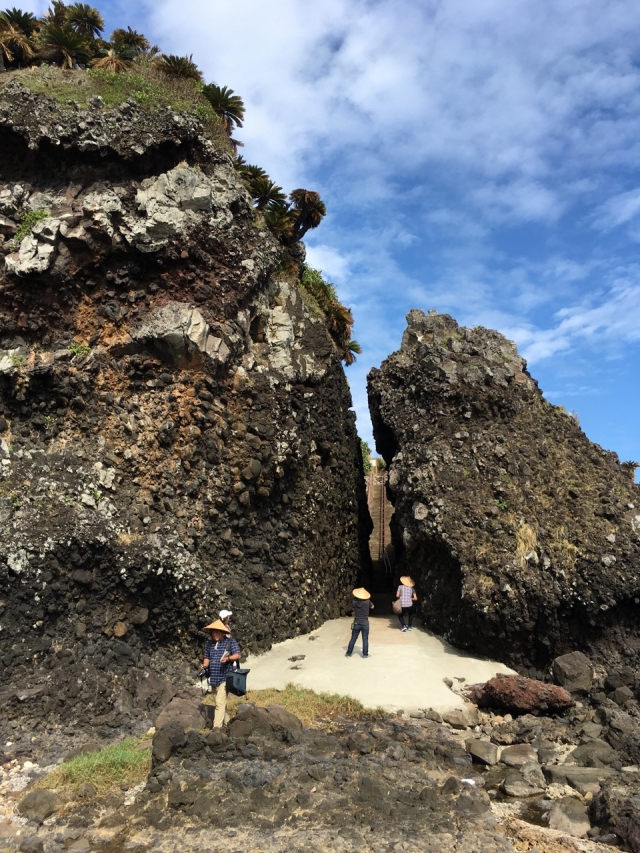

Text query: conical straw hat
(352, 587), (371, 600)
(203, 619), (231, 633)
(399, 576), (415, 587)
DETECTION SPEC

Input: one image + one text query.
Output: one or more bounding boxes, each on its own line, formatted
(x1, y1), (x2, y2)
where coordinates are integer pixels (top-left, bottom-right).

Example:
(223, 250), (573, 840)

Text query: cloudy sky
(27, 0), (640, 465)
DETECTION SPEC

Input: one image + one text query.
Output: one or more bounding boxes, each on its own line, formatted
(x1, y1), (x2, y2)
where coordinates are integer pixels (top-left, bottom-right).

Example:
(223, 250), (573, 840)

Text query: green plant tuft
(68, 342), (91, 356)
(9, 208), (49, 250)
(35, 738), (151, 796)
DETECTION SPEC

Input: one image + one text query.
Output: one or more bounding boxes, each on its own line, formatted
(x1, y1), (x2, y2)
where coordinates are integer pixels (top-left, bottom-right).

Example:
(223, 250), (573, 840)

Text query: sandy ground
(243, 614), (515, 713)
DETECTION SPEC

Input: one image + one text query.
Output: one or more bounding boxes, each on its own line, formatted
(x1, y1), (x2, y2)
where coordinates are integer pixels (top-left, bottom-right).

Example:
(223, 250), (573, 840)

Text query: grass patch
(204, 683), (386, 728)
(0, 65), (229, 150)
(35, 738), (151, 796)
(10, 208), (49, 250)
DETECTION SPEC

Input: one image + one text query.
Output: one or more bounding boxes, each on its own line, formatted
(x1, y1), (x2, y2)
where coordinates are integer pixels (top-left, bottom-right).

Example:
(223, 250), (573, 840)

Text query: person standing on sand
(345, 587), (374, 658)
(396, 575), (417, 631)
(202, 619), (241, 728)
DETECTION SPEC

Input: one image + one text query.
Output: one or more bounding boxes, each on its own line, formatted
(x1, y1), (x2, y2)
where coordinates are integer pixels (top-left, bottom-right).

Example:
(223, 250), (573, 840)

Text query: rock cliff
(368, 309), (640, 670)
(0, 81), (370, 730)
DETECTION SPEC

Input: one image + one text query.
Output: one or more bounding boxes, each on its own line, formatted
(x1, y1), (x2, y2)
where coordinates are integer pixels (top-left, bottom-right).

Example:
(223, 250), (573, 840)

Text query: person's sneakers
(363, 654), (371, 658)
(401, 626), (408, 632)
(407, 626), (413, 631)
(345, 653), (352, 657)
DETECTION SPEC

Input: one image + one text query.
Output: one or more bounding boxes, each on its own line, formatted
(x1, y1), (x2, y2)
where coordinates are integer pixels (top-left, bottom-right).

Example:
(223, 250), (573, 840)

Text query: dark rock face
(368, 309), (640, 669)
(0, 85), (371, 731)
(552, 651), (594, 694)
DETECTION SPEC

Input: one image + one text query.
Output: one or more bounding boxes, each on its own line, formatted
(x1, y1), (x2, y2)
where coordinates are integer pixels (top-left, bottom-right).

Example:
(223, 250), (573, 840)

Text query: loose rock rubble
(2, 662), (640, 853)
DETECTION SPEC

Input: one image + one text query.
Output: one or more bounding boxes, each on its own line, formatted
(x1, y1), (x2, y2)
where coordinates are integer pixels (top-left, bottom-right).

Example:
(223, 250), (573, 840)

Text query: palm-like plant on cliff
(37, 21), (91, 67)
(264, 201), (294, 242)
(43, 0), (67, 26)
(250, 176), (287, 211)
(90, 42), (136, 72)
(288, 189), (326, 242)
(153, 53), (203, 81)
(202, 83), (245, 133)
(343, 340), (362, 365)
(299, 266), (359, 365)
(65, 2), (103, 39)
(1, 7), (39, 36)
(0, 15), (35, 67)
(109, 25), (149, 53)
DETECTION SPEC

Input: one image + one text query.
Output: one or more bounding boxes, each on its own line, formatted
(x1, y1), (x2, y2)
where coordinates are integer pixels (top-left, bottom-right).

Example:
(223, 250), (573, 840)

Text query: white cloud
(304, 244), (351, 282)
(144, 0), (640, 221)
(593, 188), (640, 230)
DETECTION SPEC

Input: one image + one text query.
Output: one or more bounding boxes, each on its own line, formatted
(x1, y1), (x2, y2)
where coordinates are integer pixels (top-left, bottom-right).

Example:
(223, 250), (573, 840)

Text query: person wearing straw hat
(345, 587), (374, 658)
(202, 619), (242, 728)
(395, 576), (418, 631)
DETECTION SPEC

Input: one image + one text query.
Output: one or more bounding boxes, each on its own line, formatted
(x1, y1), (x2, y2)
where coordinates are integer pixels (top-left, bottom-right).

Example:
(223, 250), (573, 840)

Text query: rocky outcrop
(368, 309), (640, 669)
(0, 83), (371, 731)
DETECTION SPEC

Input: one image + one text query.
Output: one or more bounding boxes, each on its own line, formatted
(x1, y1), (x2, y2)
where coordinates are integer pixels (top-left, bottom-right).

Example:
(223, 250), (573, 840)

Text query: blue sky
(25, 1), (640, 465)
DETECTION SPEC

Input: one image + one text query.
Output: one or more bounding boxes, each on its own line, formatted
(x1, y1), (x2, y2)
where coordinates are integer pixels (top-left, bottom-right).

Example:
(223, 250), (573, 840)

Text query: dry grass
(548, 525), (580, 572)
(203, 683), (386, 728)
(35, 738), (151, 797)
(474, 542), (493, 561)
(116, 532), (142, 545)
(515, 521), (538, 561)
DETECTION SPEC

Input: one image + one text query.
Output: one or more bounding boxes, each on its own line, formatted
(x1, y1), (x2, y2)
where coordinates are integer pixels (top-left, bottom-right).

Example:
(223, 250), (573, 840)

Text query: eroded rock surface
(368, 309), (640, 669)
(0, 83), (371, 734)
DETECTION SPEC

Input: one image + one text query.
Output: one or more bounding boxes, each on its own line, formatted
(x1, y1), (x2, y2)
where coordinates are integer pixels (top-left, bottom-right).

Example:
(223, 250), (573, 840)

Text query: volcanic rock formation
(0, 81), (370, 730)
(368, 309), (640, 669)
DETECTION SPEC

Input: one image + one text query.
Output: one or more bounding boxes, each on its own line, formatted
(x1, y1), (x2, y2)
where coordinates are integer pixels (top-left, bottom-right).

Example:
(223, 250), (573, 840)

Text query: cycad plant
(288, 189), (326, 242)
(43, 1), (67, 26)
(250, 176), (287, 211)
(0, 14), (35, 67)
(1, 7), (39, 35)
(153, 53), (202, 81)
(202, 83), (245, 134)
(109, 25), (149, 52)
(65, 2), (103, 39)
(90, 43), (136, 72)
(37, 21), (91, 67)
(264, 201), (294, 242)
(299, 266), (359, 365)
(343, 340), (362, 366)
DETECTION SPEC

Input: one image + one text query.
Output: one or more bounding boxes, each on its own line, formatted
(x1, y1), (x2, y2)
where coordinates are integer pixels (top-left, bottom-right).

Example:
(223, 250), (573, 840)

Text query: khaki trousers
(213, 681), (230, 728)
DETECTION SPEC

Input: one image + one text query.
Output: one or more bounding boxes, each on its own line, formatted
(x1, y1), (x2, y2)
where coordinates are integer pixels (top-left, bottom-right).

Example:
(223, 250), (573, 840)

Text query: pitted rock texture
(368, 309), (640, 669)
(0, 85), (371, 732)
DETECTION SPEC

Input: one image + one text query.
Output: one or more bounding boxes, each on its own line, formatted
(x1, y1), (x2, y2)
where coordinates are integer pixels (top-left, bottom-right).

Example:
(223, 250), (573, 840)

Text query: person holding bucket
(202, 619), (242, 728)
(396, 575), (417, 631)
(345, 587), (374, 658)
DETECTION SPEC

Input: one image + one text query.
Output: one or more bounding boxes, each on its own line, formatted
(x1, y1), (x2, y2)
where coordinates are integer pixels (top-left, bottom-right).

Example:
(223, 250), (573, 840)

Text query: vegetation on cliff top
(0, 2), (362, 363)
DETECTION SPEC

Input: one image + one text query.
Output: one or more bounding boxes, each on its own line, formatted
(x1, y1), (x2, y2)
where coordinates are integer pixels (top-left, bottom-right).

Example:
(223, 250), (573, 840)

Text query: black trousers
(398, 606), (414, 627)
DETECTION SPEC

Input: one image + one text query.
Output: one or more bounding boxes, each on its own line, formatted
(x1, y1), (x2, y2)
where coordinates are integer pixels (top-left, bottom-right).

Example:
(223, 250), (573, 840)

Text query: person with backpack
(202, 618), (241, 728)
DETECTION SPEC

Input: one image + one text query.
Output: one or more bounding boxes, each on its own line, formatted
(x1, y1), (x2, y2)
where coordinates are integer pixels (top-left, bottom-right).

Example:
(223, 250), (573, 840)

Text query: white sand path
(243, 614), (514, 714)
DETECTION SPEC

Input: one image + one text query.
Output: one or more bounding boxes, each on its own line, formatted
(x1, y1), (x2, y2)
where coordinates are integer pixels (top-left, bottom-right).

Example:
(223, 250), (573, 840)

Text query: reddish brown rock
(479, 674), (574, 715)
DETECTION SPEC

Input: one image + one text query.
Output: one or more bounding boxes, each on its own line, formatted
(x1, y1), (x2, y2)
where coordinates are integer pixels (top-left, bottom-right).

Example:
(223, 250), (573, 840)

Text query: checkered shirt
(205, 637), (241, 687)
